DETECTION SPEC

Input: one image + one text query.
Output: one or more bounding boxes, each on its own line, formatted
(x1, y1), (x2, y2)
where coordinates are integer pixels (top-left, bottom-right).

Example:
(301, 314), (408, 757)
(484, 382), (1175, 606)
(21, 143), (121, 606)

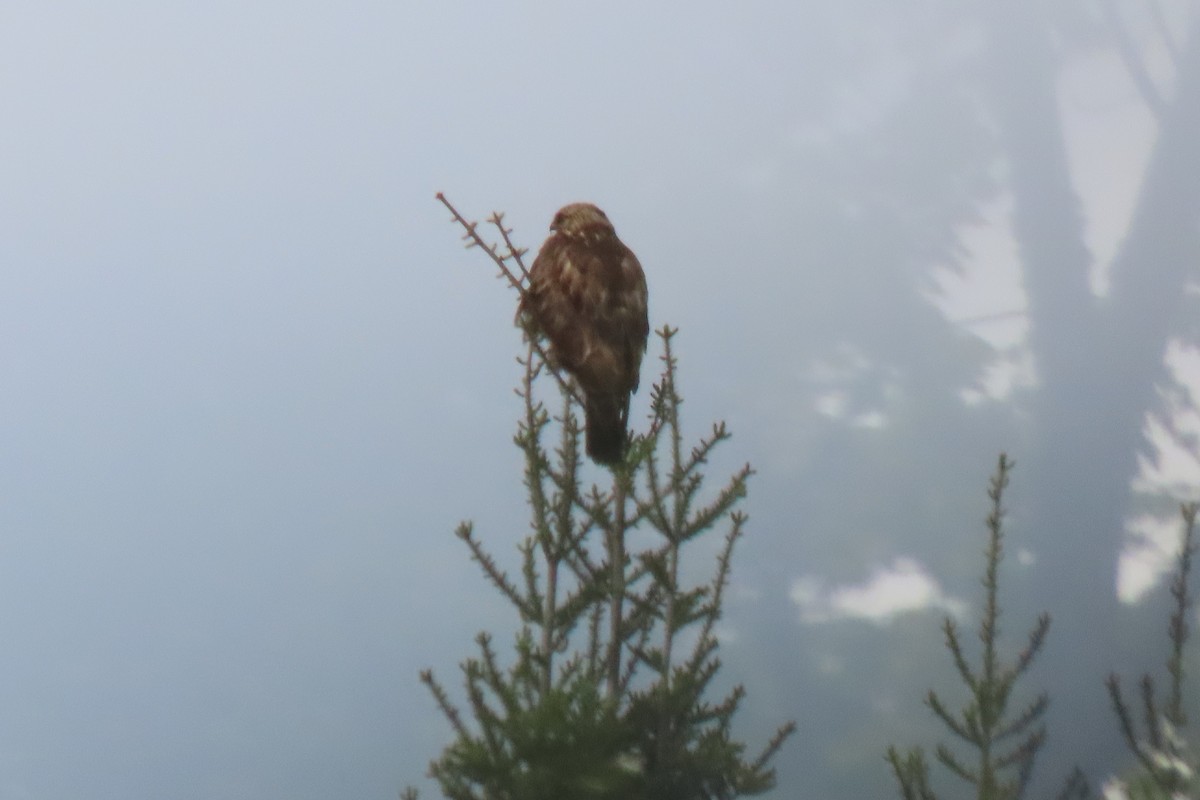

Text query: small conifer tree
(410, 197), (794, 800)
(887, 454), (1080, 800)
(1104, 503), (1199, 800)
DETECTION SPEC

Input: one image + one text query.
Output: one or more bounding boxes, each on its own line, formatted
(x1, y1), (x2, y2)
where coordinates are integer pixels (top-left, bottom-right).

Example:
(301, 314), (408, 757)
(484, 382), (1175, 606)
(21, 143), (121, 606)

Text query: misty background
(3, 1), (1199, 798)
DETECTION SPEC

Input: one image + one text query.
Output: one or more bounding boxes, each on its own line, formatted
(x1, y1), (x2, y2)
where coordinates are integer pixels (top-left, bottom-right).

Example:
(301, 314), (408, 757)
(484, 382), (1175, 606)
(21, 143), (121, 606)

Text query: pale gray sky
(1, 2), (1195, 798)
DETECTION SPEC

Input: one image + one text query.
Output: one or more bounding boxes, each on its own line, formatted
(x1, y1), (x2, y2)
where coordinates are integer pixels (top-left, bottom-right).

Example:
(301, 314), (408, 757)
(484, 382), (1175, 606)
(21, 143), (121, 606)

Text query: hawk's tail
(584, 393), (628, 466)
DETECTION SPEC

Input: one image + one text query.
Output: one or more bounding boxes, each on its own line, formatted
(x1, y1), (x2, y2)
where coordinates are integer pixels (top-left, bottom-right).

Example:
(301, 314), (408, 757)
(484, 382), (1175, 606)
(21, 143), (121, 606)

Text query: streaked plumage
(518, 203), (649, 465)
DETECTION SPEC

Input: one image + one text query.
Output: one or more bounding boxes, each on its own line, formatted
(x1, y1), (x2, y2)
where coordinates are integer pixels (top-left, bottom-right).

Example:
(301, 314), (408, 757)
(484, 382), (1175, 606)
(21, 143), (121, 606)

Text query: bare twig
(436, 192), (528, 293)
(437, 192), (585, 409)
(489, 210), (532, 285)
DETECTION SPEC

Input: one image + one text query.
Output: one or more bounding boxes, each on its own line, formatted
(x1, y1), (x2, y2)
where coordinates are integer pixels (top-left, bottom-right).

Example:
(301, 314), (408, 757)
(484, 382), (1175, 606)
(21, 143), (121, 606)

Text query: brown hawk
(518, 203), (649, 465)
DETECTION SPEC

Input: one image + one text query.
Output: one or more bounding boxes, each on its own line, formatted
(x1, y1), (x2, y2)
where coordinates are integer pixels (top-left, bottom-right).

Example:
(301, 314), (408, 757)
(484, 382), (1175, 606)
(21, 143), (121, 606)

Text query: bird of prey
(518, 203), (649, 465)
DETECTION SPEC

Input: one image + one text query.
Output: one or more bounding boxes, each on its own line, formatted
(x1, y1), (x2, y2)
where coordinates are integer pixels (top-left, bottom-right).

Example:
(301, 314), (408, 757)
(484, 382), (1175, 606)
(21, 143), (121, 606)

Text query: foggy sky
(2, 2), (1195, 799)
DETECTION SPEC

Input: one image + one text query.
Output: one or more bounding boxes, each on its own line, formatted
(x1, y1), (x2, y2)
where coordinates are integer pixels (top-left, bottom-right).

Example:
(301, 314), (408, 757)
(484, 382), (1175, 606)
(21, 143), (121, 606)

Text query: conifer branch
(455, 522), (535, 619)
(1012, 613), (1050, 678)
(487, 210), (531, 284)
(1166, 502), (1197, 727)
(1140, 674), (1162, 752)
(692, 512), (746, 665)
(927, 690), (976, 744)
(420, 669), (469, 739)
(993, 726), (1044, 772)
(517, 538), (545, 617)
(437, 193), (584, 408)
(467, 636), (507, 759)
(619, 616), (655, 697)
(886, 746), (939, 800)
(680, 464), (753, 542)
(1053, 768), (1091, 800)
(941, 619), (978, 693)
(934, 744), (978, 784)
(752, 719), (800, 775)
(436, 192), (528, 292)
(1106, 673), (1155, 773)
(993, 693), (1048, 742)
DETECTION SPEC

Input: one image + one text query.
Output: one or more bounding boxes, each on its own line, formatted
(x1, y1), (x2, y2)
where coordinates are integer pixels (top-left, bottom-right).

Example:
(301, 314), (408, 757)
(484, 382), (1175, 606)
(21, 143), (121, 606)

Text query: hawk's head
(550, 203), (616, 242)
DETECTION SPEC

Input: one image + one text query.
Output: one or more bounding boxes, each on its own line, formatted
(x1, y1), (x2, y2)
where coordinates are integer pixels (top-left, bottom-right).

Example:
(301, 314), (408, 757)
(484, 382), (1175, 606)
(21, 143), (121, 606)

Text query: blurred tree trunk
(985, 2), (1200, 786)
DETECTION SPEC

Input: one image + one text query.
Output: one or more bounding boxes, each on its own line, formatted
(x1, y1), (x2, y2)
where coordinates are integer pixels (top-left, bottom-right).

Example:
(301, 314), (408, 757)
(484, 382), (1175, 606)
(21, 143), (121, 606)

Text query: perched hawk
(518, 203), (649, 465)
